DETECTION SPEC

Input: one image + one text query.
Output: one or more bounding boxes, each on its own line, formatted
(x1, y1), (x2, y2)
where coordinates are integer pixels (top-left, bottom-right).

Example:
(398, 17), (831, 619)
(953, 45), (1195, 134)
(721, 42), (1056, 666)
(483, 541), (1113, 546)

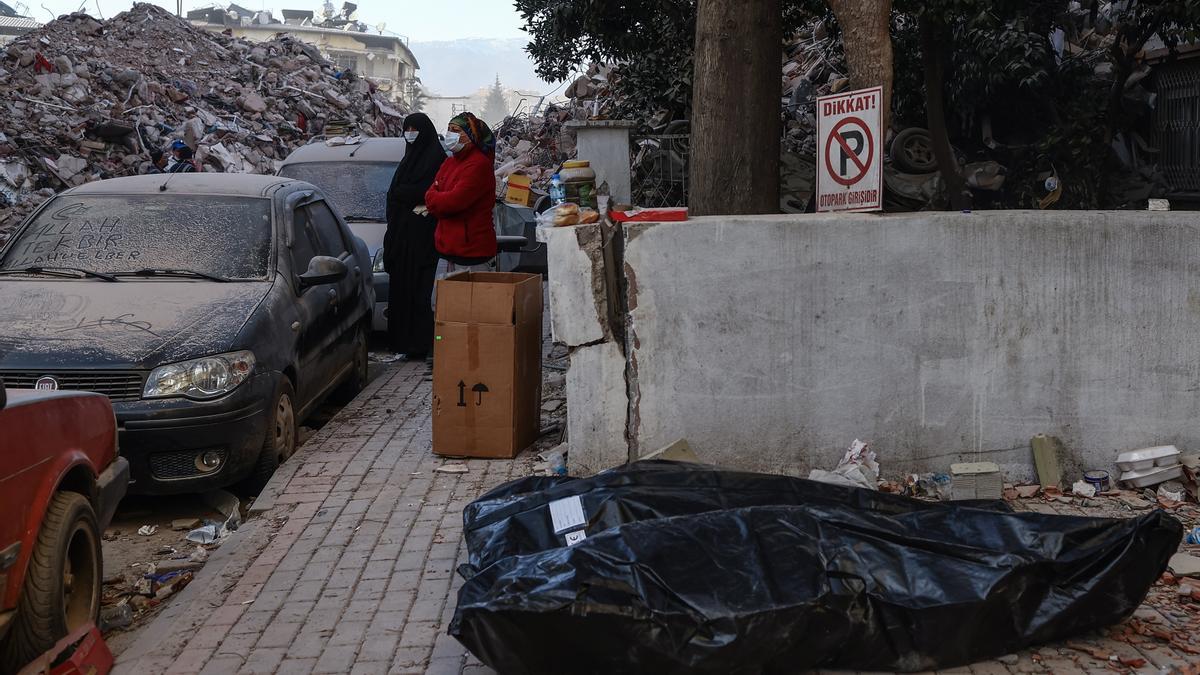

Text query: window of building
(331, 53), (358, 73)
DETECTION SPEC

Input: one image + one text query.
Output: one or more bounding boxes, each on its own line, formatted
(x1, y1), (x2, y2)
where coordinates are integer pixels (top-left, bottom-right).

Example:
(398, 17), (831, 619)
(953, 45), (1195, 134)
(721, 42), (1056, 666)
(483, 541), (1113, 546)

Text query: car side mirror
(0, 379), (6, 411)
(299, 256), (348, 289)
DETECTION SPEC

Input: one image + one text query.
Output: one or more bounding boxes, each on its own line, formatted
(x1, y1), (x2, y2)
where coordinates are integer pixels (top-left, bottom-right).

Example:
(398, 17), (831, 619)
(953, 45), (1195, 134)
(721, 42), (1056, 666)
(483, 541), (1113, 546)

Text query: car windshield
(279, 162), (396, 221)
(0, 195), (272, 279)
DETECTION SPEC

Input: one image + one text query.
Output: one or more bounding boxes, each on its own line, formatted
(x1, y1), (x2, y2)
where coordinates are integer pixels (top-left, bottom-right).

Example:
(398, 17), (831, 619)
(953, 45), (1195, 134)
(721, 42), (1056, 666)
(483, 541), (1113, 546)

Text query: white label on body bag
(549, 495), (586, 534)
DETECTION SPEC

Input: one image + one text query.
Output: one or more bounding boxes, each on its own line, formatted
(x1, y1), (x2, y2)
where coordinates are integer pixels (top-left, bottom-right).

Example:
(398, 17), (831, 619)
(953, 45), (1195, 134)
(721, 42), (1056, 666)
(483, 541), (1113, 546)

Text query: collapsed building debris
(493, 103), (583, 193)
(780, 21), (847, 212)
(0, 3), (406, 246)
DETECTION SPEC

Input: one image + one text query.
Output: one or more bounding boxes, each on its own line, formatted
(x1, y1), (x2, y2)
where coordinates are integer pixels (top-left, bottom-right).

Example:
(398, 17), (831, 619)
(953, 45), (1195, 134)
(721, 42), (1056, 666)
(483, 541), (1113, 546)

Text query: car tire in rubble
(891, 127), (939, 173)
(332, 326), (369, 405)
(0, 492), (101, 673)
(238, 378), (297, 495)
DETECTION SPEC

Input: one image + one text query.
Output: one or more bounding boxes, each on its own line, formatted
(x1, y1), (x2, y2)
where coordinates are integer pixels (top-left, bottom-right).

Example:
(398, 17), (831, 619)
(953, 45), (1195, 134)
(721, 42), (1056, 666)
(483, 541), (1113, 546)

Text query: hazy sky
(30, 0), (530, 40)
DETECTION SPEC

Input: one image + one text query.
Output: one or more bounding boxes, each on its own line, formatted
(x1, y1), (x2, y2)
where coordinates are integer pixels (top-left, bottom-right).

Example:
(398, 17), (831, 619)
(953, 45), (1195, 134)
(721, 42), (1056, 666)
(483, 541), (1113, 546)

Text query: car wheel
(238, 379), (296, 494)
(891, 127), (939, 173)
(333, 327), (368, 404)
(0, 492), (101, 672)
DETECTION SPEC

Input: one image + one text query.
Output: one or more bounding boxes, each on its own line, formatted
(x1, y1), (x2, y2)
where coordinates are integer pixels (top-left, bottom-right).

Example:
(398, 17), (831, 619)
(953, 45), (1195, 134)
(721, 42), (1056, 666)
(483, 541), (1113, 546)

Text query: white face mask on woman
(404, 130), (420, 143)
(441, 131), (464, 155)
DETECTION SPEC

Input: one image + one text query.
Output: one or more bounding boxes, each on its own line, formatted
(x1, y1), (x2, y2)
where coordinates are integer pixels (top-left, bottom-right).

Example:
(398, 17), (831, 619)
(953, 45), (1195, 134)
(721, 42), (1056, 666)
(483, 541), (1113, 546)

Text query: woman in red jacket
(425, 112), (497, 272)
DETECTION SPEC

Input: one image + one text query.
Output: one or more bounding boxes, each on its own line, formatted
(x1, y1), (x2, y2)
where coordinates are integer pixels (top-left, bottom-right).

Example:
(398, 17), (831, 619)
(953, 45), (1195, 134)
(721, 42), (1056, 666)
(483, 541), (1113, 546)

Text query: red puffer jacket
(425, 147), (497, 260)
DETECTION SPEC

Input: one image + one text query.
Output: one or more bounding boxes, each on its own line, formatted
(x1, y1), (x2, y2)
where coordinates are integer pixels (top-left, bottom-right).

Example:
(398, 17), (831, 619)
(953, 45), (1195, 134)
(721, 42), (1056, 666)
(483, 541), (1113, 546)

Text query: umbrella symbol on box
(457, 381), (490, 407)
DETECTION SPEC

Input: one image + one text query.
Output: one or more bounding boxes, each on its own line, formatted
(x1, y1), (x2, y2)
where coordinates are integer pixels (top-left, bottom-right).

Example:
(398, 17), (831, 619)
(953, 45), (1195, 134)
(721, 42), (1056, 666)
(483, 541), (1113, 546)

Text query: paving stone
(242, 647), (288, 674)
(329, 620), (369, 647)
(198, 655), (245, 675)
(171, 647), (215, 674)
(215, 633), (260, 659)
(356, 631), (401, 664)
(389, 644), (433, 669)
(313, 643), (360, 674)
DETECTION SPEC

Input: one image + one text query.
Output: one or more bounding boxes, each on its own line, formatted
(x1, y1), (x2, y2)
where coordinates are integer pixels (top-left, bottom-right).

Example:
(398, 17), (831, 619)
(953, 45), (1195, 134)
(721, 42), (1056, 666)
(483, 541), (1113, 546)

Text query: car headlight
(144, 351), (256, 400)
(372, 249), (386, 273)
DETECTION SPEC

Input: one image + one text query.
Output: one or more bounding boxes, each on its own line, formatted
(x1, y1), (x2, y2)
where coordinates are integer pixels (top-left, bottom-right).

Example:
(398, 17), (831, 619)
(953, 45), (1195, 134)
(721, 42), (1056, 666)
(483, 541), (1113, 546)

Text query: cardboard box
(504, 174), (534, 207)
(432, 272), (543, 458)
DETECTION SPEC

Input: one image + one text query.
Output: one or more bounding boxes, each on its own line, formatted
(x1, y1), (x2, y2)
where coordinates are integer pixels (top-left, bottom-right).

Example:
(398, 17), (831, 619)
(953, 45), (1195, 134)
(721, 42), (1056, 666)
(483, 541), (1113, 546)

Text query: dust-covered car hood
(0, 279), (270, 369)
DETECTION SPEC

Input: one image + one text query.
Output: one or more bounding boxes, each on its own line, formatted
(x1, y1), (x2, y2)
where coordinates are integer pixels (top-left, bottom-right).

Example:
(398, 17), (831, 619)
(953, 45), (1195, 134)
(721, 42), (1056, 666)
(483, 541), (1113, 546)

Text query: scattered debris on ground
(99, 492), (247, 654)
(0, 3), (406, 245)
(807, 438), (879, 490)
(434, 463), (469, 474)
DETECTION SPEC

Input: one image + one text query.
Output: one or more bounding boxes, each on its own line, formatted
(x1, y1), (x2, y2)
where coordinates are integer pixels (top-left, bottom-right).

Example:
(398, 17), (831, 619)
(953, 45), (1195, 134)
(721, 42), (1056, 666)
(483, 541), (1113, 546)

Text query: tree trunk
(826, 0), (894, 131)
(919, 16), (970, 211)
(689, 0), (781, 216)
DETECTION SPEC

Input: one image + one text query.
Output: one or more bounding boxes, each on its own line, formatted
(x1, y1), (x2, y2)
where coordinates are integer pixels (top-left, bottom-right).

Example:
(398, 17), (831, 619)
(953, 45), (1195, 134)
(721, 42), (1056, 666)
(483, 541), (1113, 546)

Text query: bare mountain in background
(411, 37), (558, 96)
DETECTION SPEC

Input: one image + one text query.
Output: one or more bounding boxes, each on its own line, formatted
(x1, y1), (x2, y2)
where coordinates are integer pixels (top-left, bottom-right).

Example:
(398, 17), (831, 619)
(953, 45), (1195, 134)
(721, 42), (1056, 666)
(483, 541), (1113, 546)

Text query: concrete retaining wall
(547, 211), (1200, 482)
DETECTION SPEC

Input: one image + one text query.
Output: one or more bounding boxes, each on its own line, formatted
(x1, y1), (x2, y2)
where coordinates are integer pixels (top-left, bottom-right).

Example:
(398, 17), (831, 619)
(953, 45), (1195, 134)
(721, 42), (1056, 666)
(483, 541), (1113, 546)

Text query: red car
(0, 381), (128, 671)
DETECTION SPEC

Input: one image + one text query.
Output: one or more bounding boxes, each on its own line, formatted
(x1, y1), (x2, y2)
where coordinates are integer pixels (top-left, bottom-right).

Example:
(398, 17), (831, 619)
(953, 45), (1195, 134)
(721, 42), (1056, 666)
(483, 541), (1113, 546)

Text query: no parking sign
(816, 86), (883, 213)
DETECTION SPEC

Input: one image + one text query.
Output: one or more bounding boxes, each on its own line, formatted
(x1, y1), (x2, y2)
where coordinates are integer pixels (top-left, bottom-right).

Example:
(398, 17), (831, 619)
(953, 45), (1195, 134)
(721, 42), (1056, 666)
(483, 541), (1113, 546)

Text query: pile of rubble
(492, 64), (625, 194)
(0, 3), (406, 245)
(780, 21), (848, 212)
(493, 103), (584, 192)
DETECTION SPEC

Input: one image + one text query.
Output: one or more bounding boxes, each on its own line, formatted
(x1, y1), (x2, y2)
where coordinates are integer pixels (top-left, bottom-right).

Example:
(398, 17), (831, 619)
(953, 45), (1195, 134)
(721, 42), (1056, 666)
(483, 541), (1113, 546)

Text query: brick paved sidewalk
(113, 359), (1199, 675)
(115, 361), (530, 674)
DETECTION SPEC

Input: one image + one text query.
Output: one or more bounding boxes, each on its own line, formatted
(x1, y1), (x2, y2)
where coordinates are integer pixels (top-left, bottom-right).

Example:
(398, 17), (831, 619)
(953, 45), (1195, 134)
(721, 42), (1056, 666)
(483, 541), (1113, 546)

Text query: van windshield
(278, 162), (397, 221)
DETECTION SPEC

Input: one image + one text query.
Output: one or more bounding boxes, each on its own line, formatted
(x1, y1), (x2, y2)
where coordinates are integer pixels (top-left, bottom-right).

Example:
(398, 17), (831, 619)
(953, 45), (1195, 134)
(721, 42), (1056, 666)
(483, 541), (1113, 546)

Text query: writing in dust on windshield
(7, 203), (142, 266)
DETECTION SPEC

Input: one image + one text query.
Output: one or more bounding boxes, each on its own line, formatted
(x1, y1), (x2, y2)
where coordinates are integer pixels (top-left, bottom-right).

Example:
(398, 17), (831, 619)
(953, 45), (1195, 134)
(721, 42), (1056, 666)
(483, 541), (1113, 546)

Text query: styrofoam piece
(1119, 463), (1183, 488)
(950, 462), (1003, 500)
(950, 462), (1001, 474)
(1116, 445), (1180, 472)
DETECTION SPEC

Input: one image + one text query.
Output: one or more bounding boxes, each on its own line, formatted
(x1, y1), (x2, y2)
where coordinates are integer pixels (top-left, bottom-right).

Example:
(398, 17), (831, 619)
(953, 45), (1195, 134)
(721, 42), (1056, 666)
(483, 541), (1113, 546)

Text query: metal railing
(1157, 59), (1200, 195)
(631, 133), (689, 208)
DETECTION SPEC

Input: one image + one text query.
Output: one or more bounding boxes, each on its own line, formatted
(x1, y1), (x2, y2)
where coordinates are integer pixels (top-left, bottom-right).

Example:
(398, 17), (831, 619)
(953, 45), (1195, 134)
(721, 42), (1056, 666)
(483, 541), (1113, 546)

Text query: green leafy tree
(517, 0), (1200, 210)
(515, 0), (827, 123)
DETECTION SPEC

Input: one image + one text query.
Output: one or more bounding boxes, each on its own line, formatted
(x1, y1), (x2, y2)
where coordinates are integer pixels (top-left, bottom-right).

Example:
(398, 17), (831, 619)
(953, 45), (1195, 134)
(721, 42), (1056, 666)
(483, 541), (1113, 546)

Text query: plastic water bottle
(550, 174), (566, 205)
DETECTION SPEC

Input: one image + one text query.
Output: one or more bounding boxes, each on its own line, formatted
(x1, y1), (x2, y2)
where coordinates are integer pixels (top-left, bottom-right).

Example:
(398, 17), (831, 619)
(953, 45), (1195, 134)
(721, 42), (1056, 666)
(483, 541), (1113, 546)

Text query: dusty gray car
(277, 138), (406, 332)
(0, 174), (373, 494)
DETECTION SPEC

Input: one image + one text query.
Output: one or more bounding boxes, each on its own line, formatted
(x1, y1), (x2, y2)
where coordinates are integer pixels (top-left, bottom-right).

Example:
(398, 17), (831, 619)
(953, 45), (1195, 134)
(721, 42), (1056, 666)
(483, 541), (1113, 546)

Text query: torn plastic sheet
(459, 460), (1010, 576)
(808, 438), (879, 490)
(451, 461), (1181, 674)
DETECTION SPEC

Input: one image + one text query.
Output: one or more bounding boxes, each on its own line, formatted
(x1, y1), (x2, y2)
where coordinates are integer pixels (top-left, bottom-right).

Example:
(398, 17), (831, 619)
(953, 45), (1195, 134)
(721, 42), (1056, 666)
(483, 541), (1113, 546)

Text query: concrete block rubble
(492, 65), (617, 194)
(493, 104), (585, 193)
(780, 20), (847, 212)
(0, 3), (406, 246)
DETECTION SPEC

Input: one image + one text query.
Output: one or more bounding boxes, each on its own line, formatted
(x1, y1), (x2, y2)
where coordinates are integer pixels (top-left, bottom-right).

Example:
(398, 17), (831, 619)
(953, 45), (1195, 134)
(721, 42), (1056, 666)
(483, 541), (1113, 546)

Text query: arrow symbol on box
(472, 383), (489, 406)
(457, 381), (467, 407)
